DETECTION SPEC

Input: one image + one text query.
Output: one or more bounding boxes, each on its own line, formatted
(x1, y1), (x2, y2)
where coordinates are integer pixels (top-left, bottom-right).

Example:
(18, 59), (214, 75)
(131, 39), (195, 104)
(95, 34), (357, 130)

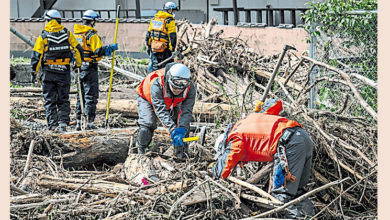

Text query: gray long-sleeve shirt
(150, 65), (196, 134)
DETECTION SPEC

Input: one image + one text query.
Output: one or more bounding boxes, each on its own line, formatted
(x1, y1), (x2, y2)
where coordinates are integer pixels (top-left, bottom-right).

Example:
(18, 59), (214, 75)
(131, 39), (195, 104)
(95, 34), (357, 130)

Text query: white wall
(53, 0), (115, 10)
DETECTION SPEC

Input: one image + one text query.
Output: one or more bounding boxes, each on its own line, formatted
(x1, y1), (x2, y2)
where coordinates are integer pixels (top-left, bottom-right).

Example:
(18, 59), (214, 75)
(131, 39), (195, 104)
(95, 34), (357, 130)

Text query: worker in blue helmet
(73, 10), (118, 130)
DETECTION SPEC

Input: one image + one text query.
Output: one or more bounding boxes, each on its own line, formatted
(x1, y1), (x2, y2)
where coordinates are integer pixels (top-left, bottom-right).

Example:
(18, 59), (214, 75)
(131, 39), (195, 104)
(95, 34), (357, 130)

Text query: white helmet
(82, 10), (100, 21)
(44, 9), (62, 21)
(167, 63), (191, 89)
(163, 2), (178, 11)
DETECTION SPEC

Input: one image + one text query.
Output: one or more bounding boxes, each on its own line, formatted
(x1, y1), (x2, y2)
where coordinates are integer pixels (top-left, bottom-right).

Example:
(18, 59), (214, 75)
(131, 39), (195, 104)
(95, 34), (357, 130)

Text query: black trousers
(75, 63), (99, 123)
(41, 70), (71, 128)
(149, 49), (174, 72)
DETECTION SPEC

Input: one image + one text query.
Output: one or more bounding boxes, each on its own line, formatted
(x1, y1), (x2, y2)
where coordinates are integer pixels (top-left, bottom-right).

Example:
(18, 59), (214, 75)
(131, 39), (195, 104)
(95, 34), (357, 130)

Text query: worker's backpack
(150, 17), (170, 52)
(74, 30), (102, 62)
(41, 28), (73, 66)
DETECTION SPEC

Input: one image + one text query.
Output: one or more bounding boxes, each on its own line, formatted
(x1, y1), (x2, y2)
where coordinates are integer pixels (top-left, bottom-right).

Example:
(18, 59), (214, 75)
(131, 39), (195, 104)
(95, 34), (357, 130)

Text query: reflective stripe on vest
(42, 28), (72, 65)
(136, 69), (190, 109)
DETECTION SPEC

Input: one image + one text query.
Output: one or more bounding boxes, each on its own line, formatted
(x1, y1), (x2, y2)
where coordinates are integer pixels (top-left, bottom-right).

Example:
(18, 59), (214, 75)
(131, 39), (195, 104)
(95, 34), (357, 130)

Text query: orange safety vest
(136, 68), (190, 110)
(221, 113), (301, 178)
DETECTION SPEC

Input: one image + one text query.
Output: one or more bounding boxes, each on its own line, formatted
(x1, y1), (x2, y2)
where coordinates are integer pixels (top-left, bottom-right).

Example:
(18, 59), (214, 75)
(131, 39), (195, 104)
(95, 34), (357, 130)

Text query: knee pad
(137, 126), (154, 147)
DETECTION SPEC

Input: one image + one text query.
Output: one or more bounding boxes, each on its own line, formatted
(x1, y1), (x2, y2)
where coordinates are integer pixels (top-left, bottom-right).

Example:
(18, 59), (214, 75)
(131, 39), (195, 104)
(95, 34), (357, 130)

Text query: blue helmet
(163, 2), (178, 11)
(82, 10), (100, 21)
(44, 9), (62, 21)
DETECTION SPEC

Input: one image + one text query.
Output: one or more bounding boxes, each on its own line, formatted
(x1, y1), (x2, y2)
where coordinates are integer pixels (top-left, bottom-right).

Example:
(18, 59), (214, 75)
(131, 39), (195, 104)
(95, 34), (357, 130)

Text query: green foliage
(303, 0), (377, 114)
(136, 59), (149, 65)
(10, 82), (23, 88)
(11, 109), (26, 120)
(140, 44), (147, 52)
(10, 57), (30, 65)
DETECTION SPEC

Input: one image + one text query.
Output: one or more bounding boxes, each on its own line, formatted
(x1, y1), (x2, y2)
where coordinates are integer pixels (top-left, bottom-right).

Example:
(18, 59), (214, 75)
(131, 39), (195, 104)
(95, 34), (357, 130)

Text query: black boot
(136, 143), (146, 154)
(174, 145), (184, 159)
(76, 120), (81, 131)
(86, 122), (97, 130)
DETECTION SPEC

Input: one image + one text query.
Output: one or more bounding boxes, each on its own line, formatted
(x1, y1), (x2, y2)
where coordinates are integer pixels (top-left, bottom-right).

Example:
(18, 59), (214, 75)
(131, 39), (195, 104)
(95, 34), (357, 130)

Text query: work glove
(146, 46), (152, 56)
(170, 127), (186, 147)
(104, 43), (119, 56)
(253, 100), (264, 112)
(273, 164), (285, 189)
(30, 72), (36, 83)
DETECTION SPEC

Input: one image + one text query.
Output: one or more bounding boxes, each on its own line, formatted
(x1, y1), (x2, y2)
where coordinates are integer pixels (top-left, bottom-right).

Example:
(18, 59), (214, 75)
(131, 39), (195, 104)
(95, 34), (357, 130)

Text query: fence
(308, 10), (377, 119)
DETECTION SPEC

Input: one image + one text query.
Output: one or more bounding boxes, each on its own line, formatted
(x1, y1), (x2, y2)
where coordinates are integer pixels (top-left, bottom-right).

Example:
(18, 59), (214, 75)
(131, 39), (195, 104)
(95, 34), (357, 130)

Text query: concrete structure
(10, 0), (323, 25)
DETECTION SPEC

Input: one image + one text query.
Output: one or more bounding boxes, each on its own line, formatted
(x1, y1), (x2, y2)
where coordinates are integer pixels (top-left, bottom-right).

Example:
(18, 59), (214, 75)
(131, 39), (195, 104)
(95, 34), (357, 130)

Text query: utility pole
(232, 0), (238, 25)
(135, 0), (141, 19)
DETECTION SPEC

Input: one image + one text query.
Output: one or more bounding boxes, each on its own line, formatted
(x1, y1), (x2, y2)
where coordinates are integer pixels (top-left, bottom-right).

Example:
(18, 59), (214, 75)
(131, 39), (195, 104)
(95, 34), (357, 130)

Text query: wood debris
(10, 18), (377, 219)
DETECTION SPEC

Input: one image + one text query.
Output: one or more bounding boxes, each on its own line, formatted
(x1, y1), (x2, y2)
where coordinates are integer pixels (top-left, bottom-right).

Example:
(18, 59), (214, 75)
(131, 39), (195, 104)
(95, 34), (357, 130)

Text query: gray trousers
(272, 126), (313, 197)
(136, 95), (189, 156)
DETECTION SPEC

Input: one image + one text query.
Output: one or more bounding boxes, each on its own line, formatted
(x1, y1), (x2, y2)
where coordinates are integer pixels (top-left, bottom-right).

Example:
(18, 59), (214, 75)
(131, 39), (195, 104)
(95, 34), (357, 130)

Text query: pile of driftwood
(10, 19), (377, 219)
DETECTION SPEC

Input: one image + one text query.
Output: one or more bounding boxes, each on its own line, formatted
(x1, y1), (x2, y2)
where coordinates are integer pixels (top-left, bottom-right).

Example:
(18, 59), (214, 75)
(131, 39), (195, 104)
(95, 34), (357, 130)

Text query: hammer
(183, 126), (207, 145)
(261, 45), (296, 102)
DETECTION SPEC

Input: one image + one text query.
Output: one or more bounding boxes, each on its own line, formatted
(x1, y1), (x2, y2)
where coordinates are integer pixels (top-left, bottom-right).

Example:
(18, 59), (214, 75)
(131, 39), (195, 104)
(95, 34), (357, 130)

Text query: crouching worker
(212, 99), (315, 218)
(73, 10), (118, 130)
(136, 63), (196, 158)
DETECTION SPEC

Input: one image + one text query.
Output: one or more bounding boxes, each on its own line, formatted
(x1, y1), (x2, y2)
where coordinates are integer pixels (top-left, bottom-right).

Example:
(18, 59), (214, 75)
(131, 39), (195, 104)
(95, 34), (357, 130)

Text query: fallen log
(10, 97), (237, 122)
(37, 174), (153, 200)
(53, 128), (134, 168)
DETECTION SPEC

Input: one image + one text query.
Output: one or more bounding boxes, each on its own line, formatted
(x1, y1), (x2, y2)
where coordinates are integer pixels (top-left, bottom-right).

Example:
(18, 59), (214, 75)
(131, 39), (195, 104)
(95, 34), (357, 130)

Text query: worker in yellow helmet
(30, 9), (84, 132)
(73, 10), (118, 130)
(145, 1), (178, 72)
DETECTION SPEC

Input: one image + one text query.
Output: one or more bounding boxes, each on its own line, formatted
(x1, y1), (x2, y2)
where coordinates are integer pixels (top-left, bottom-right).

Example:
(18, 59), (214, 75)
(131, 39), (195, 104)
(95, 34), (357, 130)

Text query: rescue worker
(212, 99), (314, 218)
(136, 62), (196, 159)
(73, 10), (118, 130)
(31, 9), (84, 132)
(145, 1), (178, 72)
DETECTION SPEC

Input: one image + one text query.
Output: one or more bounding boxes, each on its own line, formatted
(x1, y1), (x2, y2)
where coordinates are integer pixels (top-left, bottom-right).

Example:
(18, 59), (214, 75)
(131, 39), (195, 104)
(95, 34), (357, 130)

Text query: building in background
(10, 0), (324, 26)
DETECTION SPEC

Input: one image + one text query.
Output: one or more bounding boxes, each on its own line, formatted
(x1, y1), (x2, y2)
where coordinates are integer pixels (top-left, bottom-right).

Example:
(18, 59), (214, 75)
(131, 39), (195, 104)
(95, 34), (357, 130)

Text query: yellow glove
(253, 100), (264, 112)
(208, 162), (216, 169)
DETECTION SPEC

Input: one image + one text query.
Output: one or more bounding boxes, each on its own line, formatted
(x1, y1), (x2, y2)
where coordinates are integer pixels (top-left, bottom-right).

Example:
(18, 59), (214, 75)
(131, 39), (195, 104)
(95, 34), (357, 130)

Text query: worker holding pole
(73, 10), (118, 130)
(212, 99), (315, 218)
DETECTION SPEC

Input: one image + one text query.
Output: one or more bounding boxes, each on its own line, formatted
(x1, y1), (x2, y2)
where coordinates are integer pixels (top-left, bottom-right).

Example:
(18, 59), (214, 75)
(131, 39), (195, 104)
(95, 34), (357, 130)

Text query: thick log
(10, 97), (236, 122)
(53, 128), (134, 168)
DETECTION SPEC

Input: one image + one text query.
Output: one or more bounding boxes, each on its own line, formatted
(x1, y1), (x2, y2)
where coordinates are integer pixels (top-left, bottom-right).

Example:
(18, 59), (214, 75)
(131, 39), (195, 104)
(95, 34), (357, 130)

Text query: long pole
(10, 27), (34, 48)
(105, 5), (120, 128)
(261, 45), (296, 102)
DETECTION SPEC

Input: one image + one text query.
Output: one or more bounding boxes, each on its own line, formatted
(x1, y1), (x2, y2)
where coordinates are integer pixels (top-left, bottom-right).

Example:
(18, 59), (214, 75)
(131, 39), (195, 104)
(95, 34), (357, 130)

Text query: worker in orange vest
(136, 62), (196, 158)
(212, 99), (314, 218)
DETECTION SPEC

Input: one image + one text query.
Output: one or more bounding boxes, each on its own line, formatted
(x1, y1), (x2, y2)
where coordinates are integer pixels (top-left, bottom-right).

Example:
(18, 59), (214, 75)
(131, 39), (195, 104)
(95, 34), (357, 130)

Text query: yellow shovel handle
(182, 136), (199, 142)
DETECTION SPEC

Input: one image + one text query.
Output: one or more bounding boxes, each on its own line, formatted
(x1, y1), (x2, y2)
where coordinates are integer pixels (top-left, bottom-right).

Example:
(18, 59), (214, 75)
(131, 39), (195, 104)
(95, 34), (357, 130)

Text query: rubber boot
(86, 122), (97, 130)
(57, 123), (67, 132)
(174, 145), (184, 159)
(136, 142), (146, 154)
